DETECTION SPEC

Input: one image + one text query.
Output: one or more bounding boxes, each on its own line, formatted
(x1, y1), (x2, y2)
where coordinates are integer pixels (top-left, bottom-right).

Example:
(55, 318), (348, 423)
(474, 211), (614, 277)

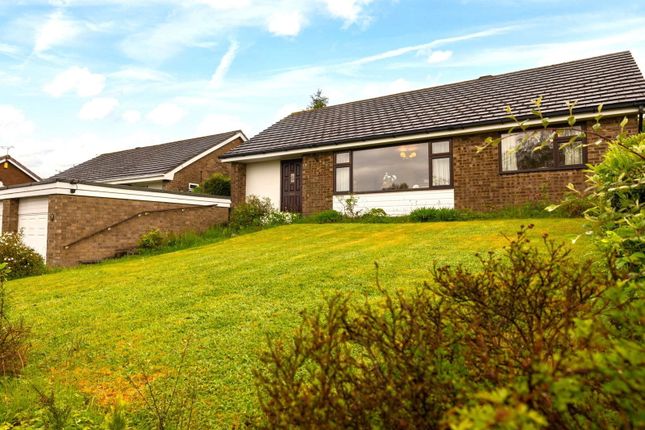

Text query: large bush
(194, 173), (231, 197)
(255, 225), (639, 428)
(0, 232), (45, 280)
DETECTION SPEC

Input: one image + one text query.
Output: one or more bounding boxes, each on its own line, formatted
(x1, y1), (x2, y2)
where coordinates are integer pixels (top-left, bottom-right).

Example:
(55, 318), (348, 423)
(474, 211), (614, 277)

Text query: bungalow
(0, 130), (246, 266)
(221, 51), (645, 215)
(0, 155), (41, 187)
(54, 130), (246, 191)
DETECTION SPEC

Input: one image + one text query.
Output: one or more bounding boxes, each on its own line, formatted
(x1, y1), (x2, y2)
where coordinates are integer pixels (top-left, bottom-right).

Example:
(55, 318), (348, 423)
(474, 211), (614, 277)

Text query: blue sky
(1, 0), (644, 177)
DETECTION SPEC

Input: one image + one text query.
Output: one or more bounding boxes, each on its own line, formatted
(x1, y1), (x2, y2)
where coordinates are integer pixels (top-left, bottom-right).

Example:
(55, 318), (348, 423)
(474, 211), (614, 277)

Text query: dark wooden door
(281, 159), (302, 213)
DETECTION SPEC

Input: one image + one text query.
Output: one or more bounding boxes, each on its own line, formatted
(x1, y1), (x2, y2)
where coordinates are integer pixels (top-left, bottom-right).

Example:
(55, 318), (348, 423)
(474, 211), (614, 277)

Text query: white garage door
(18, 197), (49, 260)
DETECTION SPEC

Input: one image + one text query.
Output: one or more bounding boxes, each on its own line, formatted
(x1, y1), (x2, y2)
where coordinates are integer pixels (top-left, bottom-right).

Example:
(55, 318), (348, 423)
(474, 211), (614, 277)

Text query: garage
(17, 197), (49, 260)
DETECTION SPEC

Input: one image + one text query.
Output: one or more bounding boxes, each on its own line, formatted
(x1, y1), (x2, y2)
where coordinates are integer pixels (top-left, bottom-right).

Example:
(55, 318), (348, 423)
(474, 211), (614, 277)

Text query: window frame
(188, 182), (200, 192)
(498, 127), (588, 175)
(333, 140), (453, 195)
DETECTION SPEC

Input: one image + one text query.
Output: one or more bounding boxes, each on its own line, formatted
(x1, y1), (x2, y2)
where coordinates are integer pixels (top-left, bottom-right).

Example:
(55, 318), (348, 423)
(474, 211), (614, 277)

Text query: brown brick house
(54, 130), (247, 192)
(221, 52), (645, 215)
(0, 156), (41, 186)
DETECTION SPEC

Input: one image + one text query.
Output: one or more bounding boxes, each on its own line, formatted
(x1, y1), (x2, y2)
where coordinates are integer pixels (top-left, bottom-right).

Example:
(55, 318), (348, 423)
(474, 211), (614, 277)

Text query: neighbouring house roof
(52, 130), (245, 182)
(0, 156), (41, 182)
(222, 51), (645, 159)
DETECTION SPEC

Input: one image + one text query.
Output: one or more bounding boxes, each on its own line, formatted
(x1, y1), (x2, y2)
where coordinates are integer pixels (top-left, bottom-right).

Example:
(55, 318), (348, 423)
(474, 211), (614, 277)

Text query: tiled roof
(52, 130), (242, 182)
(223, 51), (645, 158)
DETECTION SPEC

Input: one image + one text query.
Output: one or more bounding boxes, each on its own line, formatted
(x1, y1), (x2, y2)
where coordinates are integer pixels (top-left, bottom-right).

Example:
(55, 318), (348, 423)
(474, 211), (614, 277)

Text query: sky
(1, 0), (645, 178)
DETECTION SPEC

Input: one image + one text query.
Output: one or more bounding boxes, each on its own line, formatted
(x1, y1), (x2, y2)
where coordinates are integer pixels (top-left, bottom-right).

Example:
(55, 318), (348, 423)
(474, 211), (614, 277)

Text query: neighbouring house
(53, 130), (247, 192)
(0, 131), (246, 266)
(0, 180), (230, 267)
(221, 51), (645, 215)
(0, 155), (41, 187)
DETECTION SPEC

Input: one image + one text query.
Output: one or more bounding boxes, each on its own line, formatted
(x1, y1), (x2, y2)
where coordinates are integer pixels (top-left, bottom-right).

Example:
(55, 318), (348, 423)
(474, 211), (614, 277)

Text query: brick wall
(2, 199), (19, 232)
(229, 162), (247, 207)
(302, 152), (333, 215)
(453, 116), (639, 211)
(163, 137), (243, 193)
(47, 195), (228, 266)
(0, 163), (36, 186)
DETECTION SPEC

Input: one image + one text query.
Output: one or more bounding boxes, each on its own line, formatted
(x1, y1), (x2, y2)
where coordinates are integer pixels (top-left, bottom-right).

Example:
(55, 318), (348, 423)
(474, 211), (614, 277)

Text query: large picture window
(501, 127), (585, 173)
(334, 141), (452, 194)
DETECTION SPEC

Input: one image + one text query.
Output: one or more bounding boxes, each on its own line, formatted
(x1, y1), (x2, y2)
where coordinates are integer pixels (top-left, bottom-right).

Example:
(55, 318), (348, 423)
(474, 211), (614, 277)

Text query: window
(333, 141), (452, 194)
(188, 182), (199, 192)
(501, 127), (585, 173)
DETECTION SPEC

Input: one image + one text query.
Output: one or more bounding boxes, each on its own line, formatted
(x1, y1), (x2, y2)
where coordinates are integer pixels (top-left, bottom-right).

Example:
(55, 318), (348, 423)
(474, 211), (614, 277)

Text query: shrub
(0, 232), (45, 280)
(255, 226), (639, 429)
(0, 263), (30, 376)
(260, 211), (300, 226)
(138, 229), (167, 250)
(229, 196), (274, 229)
(409, 207), (462, 222)
(307, 210), (344, 224)
(193, 173), (231, 197)
(361, 208), (387, 218)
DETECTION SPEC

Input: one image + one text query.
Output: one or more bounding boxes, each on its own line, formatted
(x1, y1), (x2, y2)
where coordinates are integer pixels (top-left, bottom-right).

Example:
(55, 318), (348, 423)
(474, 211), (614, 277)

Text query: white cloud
(122, 110), (141, 124)
(0, 43), (18, 55)
(34, 11), (81, 53)
(44, 66), (106, 97)
(110, 67), (171, 82)
(0, 105), (35, 143)
(426, 50), (453, 64)
(147, 103), (186, 126)
(267, 11), (305, 36)
(196, 113), (248, 136)
(209, 41), (239, 88)
(78, 97), (119, 120)
(322, 0), (373, 25)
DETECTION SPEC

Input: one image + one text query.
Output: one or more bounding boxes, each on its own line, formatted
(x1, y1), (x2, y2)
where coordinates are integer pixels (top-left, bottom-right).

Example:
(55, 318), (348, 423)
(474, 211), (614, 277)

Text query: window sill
(499, 165), (586, 175)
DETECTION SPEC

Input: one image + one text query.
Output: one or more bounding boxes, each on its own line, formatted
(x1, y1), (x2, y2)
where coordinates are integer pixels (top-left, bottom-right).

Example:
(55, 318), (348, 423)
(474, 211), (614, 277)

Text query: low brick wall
(47, 195), (228, 266)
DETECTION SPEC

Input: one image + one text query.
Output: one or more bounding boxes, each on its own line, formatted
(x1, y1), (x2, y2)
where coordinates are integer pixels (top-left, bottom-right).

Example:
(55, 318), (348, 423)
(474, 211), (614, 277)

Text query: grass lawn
(2, 219), (597, 427)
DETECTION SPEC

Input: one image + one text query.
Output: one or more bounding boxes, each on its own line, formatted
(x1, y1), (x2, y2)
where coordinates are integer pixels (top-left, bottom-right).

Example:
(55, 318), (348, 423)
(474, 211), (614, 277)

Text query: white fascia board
(104, 174), (167, 185)
(163, 132), (247, 180)
(222, 108), (638, 163)
(0, 181), (231, 207)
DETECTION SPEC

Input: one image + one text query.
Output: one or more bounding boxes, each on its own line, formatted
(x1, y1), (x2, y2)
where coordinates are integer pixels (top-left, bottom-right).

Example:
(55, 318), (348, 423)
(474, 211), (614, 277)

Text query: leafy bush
(0, 263), (30, 376)
(361, 208), (387, 219)
(306, 210), (344, 224)
(229, 196), (274, 229)
(193, 173), (231, 197)
(138, 229), (168, 250)
(583, 132), (644, 276)
(409, 207), (462, 222)
(0, 232), (45, 280)
(255, 226), (640, 428)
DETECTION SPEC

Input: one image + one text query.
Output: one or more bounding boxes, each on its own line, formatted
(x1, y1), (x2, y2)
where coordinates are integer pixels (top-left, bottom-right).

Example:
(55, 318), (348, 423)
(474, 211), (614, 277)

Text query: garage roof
(53, 130), (244, 182)
(222, 51), (645, 159)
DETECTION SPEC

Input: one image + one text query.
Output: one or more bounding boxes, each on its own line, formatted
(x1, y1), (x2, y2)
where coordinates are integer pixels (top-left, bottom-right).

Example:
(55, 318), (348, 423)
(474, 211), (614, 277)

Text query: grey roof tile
(223, 51), (645, 159)
(52, 130), (241, 182)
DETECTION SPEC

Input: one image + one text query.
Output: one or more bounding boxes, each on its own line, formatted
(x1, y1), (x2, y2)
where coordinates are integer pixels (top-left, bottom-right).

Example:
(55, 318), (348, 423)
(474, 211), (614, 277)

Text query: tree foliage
(307, 89), (328, 110)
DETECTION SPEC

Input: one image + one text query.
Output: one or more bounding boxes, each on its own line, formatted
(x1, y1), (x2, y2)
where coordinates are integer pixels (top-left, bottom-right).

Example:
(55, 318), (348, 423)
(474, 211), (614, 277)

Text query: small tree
(307, 89), (328, 110)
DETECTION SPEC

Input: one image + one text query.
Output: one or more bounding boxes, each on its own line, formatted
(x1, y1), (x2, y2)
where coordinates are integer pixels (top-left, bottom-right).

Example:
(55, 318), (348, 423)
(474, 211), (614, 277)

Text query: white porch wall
(333, 189), (454, 216)
(245, 160), (281, 209)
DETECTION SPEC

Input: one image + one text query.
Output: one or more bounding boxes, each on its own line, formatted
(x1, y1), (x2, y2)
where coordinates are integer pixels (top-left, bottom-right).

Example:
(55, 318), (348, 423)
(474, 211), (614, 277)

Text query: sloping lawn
(3, 219), (596, 427)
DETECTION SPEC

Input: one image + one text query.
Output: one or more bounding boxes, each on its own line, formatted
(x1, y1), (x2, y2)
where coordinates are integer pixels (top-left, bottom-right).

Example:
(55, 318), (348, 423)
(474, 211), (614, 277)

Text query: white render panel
(17, 197), (49, 260)
(0, 203), (3, 233)
(245, 160), (281, 209)
(333, 189), (454, 216)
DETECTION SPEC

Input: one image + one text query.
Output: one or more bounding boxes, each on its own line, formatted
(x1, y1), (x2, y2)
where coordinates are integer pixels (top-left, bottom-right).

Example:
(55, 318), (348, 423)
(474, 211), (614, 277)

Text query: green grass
(2, 219), (597, 427)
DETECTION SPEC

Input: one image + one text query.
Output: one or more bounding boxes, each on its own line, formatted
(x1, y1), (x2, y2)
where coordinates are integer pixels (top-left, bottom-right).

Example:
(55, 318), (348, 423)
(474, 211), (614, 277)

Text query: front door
(281, 159), (302, 213)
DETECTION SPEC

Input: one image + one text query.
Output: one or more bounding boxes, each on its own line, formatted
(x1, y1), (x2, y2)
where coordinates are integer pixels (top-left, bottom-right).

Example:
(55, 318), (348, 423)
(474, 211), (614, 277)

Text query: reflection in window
(501, 127), (584, 172)
(352, 144), (429, 192)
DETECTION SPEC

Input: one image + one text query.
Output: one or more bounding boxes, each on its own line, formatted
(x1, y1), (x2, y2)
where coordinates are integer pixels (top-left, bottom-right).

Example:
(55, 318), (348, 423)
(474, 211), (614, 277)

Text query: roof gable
(223, 51), (645, 159)
(53, 130), (244, 182)
(0, 156), (41, 182)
